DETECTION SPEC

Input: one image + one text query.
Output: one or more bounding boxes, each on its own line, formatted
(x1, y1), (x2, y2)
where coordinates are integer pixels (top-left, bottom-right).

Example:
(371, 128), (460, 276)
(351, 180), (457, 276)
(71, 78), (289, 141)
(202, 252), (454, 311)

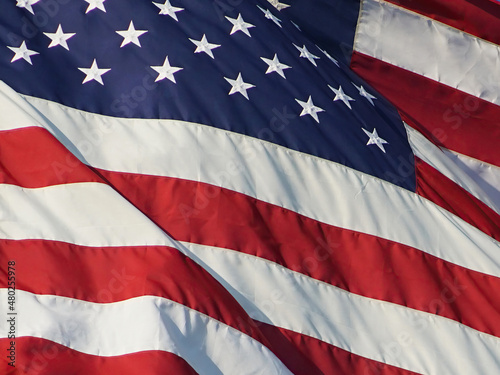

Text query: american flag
(0, 0), (499, 373)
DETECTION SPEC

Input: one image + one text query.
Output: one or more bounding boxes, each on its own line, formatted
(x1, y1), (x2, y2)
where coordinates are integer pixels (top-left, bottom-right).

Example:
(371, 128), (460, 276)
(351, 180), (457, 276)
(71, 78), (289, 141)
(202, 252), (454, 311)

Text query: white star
(267, 0), (290, 10)
(151, 56), (183, 83)
(16, 0), (40, 14)
(189, 34), (220, 59)
(8, 41), (39, 65)
(257, 6), (282, 27)
(116, 21), (148, 48)
(295, 96), (324, 123)
(317, 45), (339, 67)
(352, 83), (377, 106)
(224, 73), (255, 100)
(362, 128), (388, 153)
(78, 59), (111, 85)
(294, 44), (320, 67)
(44, 25), (75, 51)
(329, 85), (355, 109)
(153, 0), (183, 21)
(261, 54), (290, 79)
(85, 0), (106, 13)
(226, 14), (255, 37)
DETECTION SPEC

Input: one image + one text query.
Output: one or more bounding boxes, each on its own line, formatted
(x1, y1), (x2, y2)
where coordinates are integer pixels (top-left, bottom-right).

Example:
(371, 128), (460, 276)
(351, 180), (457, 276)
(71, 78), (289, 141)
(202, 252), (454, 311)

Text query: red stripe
(0, 127), (271, 348)
(0, 337), (198, 375)
(97, 169), (500, 338)
(0, 241), (423, 375)
(350, 52), (500, 167)
(384, 0), (500, 46)
(415, 157), (500, 242)
(2, 126), (500, 338)
(257, 322), (422, 375)
(0, 127), (101, 187)
(3, 126), (500, 366)
(0, 239), (268, 347)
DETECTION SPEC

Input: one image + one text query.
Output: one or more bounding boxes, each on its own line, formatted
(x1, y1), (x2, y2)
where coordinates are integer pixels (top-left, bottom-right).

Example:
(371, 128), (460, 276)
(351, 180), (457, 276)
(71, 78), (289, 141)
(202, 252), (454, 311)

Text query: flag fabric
(0, 0), (499, 374)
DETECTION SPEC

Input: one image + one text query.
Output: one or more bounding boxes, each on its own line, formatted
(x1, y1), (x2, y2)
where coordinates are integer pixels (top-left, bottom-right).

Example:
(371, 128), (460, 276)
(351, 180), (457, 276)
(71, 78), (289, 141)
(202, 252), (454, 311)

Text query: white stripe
(1, 82), (498, 374)
(0, 182), (175, 248)
(7, 87), (500, 278)
(180, 241), (500, 375)
(443, 149), (500, 208)
(354, 0), (500, 106)
(0, 82), (46, 131)
(0, 177), (496, 375)
(406, 124), (500, 214)
(0, 289), (291, 375)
